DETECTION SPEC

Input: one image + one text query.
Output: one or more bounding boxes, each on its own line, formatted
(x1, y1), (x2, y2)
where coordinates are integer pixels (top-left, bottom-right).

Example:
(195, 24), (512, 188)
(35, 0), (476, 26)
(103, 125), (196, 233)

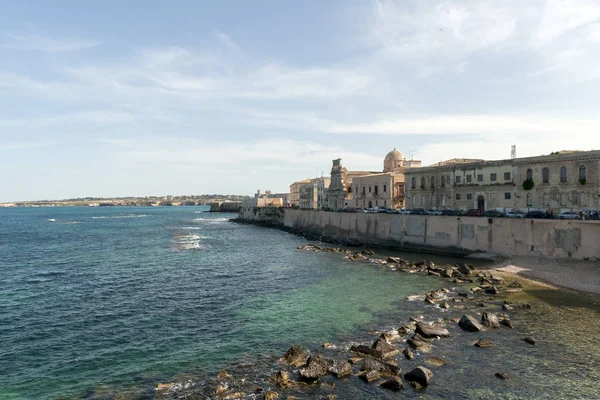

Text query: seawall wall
(238, 207), (600, 260)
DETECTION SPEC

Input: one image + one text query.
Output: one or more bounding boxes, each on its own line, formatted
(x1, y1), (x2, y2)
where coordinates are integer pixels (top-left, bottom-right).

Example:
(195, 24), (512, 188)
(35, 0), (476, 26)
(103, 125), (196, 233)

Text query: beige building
(299, 177), (330, 209)
(327, 148), (421, 210)
(289, 179), (311, 206)
(404, 150), (600, 212)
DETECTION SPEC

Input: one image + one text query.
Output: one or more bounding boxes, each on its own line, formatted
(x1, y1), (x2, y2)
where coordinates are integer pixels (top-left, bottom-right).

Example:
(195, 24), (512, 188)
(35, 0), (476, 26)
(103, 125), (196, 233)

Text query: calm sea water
(1, 206), (599, 399)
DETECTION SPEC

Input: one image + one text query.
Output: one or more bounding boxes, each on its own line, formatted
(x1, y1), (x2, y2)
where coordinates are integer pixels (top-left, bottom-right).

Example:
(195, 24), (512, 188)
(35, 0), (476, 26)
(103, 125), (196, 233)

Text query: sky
(1, 0), (600, 201)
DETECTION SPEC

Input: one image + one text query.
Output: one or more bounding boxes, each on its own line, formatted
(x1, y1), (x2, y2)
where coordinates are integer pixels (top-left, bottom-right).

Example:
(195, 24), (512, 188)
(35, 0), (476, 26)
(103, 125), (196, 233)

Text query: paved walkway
(488, 256), (600, 295)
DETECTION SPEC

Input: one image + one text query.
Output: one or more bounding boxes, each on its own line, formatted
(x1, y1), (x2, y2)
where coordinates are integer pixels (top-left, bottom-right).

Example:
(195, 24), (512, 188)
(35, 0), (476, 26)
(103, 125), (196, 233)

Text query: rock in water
(425, 356), (448, 367)
(298, 356), (329, 383)
(416, 322), (451, 338)
(458, 315), (484, 332)
(474, 339), (495, 348)
(280, 345), (308, 367)
(402, 348), (415, 360)
(485, 286), (501, 295)
(371, 337), (400, 359)
(327, 360), (352, 377)
(270, 371), (296, 389)
(495, 372), (509, 380)
(360, 370), (381, 383)
(360, 358), (402, 376)
(405, 366), (433, 387)
(380, 330), (401, 343)
(407, 334), (433, 353)
(523, 337), (536, 345)
(380, 377), (404, 391)
(265, 391), (280, 400)
(481, 313), (500, 329)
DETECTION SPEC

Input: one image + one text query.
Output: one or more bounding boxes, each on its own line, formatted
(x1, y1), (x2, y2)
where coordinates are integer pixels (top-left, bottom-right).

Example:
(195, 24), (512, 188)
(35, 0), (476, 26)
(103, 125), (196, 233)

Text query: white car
(558, 211), (581, 220)
(506, 210), (526, 218)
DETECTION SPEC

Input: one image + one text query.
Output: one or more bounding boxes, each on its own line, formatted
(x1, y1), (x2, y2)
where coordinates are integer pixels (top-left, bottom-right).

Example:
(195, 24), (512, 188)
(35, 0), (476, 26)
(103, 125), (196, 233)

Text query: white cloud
(3, 34), (98, 52)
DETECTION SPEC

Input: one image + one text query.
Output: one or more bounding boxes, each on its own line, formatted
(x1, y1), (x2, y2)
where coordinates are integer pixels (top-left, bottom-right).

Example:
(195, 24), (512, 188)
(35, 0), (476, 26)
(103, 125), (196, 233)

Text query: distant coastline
(0, 194), (250, 208)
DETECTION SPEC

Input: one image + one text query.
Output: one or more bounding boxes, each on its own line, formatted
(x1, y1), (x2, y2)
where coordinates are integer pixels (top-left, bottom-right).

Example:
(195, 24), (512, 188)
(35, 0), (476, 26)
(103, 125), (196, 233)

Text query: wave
(92, 214), (151, 219)
(193, 217), (228, 223)
(47, 218), (56, 222)
(172, 232), (209, 251)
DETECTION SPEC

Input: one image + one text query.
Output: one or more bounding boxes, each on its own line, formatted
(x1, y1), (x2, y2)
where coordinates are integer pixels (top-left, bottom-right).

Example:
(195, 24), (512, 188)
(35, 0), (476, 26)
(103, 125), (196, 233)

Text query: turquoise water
(2, 206), (599, 399)
(0, 206), (445, 399)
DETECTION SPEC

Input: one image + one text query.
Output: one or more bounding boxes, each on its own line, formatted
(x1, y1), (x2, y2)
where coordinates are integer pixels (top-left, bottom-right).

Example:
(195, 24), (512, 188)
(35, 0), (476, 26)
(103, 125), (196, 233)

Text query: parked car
(558, 211), (581, 220)
(506, 210), (526, 218)
(441, 209), (463, 216)
(410, 208), (427, 215)
(425, 208), (442, 216)
(525, 210), (546, 219)
(484, 210), (506, 218)
(399, 209), (412, 215)
(466, 209), (484, 217)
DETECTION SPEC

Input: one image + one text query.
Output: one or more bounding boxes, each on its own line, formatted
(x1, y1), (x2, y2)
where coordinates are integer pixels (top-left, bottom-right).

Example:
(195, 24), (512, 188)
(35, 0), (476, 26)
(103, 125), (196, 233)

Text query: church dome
(383, 148), (404, 172)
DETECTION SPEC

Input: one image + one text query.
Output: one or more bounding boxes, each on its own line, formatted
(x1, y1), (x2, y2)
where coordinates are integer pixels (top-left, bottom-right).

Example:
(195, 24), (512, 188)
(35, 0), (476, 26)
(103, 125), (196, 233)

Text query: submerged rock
(264, 391), (280, 400)
(407, 333), (433, 353)
(458, 315), (484, 332)
(270, 371), (296, 389)
(474, 339), (495, 348)
(523, 337), (536, 345)
(495, 372), (510, 380)
(416, 322), (451, 338)
(405, 366), (433, 387)
(280, 345), (308, 367)
(403, 348), (415, 360)
(425, 356), (448, 367)
(380, 376), (404, 391)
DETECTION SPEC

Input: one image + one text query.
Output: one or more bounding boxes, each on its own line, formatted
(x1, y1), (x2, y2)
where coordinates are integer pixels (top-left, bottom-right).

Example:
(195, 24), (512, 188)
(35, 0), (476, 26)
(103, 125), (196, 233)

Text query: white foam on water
(192, 217), (228, 223)
(92, 214), (150, 219)
(172, 232), (209, 251)
(47, 219), (56, 222)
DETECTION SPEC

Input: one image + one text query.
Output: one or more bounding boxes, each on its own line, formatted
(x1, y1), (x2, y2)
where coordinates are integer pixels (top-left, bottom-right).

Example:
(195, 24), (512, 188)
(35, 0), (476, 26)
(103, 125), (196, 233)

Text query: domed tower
(383, 148), (405, 172)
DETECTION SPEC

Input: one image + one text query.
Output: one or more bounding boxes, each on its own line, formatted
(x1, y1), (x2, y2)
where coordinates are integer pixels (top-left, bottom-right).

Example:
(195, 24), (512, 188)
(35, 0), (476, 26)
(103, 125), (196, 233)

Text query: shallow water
(1, 206), (598, 399)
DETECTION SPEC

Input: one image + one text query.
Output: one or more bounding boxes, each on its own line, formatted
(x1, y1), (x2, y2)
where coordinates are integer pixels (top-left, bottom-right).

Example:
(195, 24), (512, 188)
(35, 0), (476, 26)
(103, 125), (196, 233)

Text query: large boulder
(280, 345), (308, 367)
(327, 360), (352, 377)
(380, 377), (404, 391)
(372, 338), (400, 359)
(404, 366), (433, 387)
(360, 370), (381, 383)
(402, 348), (415, 360)
(458, 315), (484, 332)
(360, 358), (402, 376)
(298, 356), (329, 383)
(456, 263), (474, 275)
(416, 322), (451, 338)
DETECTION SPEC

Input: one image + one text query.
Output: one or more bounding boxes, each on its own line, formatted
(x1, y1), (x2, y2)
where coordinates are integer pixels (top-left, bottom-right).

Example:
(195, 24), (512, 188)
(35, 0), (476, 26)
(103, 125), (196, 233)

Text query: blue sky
(1, 0), (600, 201)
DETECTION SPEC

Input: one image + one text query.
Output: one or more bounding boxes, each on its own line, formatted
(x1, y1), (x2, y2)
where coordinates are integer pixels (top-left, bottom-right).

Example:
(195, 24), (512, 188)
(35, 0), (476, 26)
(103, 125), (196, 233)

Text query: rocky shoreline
(144, 244), (544, 400)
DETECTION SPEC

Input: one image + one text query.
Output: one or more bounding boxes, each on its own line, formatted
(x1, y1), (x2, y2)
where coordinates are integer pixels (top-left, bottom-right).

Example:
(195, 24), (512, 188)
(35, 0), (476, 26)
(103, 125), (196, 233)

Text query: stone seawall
(238, 207), (600, 260)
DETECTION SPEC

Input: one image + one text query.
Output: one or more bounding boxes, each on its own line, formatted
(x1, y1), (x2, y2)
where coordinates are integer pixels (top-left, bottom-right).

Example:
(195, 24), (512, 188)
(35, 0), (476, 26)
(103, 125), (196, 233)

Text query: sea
(1, 206), (599, 399)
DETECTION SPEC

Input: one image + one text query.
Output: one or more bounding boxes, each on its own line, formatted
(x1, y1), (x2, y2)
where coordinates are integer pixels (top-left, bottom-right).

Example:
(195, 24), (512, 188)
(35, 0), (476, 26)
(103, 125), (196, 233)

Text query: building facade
(327, 159), (347, 210)
(299, 177), (330, 210)
(351, 172), (405, 209)
(404, 151), (600, 212)
(289, 179), (311, 207)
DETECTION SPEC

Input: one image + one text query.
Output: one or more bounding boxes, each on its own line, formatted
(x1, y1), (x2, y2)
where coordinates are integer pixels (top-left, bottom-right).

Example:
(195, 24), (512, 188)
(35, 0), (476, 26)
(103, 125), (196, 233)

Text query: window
(383, 184), (387, 193)
(362, 186), (365, 195)
(441, 176), (446, 187)
(579, 165), (586, 181)
(421, 195), (425, 206)
(477, 174), (483, 182)
(411, 177), (416, 189)
(526, 169), (533, 180)
(374, 185), (378, 195)
(421, 177), (426, 189)
(456, 193), (461, 200)
(376, 201), (378, 206)
(456, 176), (462, 184)
(560, 166), (567, 183)
(466, 175), (472, 183)
(527, 193), (533, 207)
(384, 200), (387, 207)
(369, 186), (372, 193)
(490, 173), (497, 181)
(466, 193), (472, 200)
(430, 176), (435, 188)
(542, 167), (549, 183)
(504, 172), (511, 180)
(505, 192), (511, 200)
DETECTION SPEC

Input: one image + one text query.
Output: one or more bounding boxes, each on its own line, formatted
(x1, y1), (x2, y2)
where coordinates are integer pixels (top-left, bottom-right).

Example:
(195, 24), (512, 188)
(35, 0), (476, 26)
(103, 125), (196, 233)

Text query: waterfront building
(326, 159), (347, 210)
(289, 179), (311, 206)
(299, 177), (330, 210)
(404, 150), (600, 213)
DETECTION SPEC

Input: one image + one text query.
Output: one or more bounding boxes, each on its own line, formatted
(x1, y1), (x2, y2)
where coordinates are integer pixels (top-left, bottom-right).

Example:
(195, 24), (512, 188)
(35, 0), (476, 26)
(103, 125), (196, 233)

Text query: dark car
(525, 210), (546, 219)
(466, 209), (483, 217)
(484, 210), (506, 218)
(411, 208), (427, 215)
(441, 209), (464, 216)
